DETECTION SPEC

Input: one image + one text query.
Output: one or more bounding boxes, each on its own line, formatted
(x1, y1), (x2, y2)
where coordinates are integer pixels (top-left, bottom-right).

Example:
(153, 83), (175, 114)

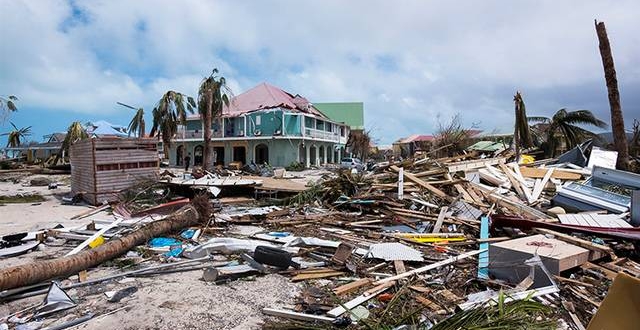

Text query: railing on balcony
(175, 128), (224, 140)
(175, 129), (202, 139)
(305, 128), (341, 142)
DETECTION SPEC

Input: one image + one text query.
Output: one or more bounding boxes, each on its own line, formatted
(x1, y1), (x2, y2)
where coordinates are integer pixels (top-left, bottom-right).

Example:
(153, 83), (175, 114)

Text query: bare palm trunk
(203, 90), (213, 171)
(595, 20), (629, 170)
(0, 206), (200, 291)
(139, 119), (145, 138)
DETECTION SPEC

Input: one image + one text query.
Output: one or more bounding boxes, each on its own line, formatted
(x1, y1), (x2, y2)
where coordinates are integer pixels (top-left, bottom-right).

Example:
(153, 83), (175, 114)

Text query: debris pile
(0, 151), (639, 330)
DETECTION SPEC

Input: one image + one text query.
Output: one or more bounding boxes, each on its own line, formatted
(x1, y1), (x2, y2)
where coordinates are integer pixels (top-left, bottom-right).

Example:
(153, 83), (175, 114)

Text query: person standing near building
(184, 152), (191, 172)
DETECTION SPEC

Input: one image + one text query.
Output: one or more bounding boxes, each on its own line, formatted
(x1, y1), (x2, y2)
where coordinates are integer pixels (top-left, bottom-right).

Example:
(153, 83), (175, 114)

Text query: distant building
(314, 102), (364, 131)
(392, 134), (435, 158)
(169, 82), (351, 168)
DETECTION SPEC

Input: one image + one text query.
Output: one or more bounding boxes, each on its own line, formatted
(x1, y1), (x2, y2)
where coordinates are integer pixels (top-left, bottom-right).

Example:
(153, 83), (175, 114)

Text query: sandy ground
(0, 172), (303, 329)
(0, 174), (96, 235)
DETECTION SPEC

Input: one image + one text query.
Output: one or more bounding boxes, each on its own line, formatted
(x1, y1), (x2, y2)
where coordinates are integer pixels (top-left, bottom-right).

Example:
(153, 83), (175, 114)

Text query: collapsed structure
(1, 139), (639, 330)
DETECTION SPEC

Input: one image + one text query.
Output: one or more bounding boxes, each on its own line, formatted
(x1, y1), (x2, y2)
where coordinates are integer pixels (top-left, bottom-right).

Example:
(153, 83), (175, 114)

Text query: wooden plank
(454, 184), (475, 203)
(390, 165), (447, 198)
(432, 207), (448, 233)
(393, 260), (406, 274)
(291, 271), (344, 282)
(530, 168), (554, 202)
(519, 166), (582, 180)
(499, 163), (526, 199)
(263, 308), (334, 323)
(65, 218), (123, 256)
(374, 249), (485, 285)
(333, 278), (372, 295)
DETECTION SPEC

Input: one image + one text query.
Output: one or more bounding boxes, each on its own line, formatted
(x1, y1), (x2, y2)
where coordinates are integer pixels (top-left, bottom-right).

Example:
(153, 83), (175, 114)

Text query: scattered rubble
(0, 148), (639, 330)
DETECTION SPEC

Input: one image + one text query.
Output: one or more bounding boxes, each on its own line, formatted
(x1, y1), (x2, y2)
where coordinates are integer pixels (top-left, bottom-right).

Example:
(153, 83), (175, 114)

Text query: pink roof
(398, 134), (435, 143)
(223, 82), (326, 118)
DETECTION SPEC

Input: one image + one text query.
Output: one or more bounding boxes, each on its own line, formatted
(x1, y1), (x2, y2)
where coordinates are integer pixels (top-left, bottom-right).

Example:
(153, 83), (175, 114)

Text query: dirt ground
(0, 173), (304, 329)
(0, 174), (95, 235)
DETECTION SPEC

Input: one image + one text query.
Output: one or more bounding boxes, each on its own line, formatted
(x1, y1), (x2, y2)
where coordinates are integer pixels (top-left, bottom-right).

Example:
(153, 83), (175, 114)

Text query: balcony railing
(305, 128), (341, 142)
(175, 129), (224, 140)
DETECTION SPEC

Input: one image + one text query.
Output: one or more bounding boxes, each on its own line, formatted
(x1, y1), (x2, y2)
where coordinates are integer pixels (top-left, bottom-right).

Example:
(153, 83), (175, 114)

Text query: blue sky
(1, 0), (639, 146)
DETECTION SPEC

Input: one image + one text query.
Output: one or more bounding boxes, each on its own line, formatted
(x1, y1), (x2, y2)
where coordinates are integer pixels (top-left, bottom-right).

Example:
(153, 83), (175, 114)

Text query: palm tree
(118, 102), (145, 138)
(198, 68), (231, 171)
(1, 122), (31, 148)
(149, 91), (196, 160)
(529, 109), (607, 157)
(0, 95), (18, 123)
(513, 91), (534, 160)
(595, 20), (629, 170)
(61, 121), (89, 155)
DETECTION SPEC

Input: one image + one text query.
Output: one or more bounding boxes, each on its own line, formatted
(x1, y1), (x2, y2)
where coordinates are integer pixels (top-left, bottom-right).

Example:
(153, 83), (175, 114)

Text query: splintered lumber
(394, 260), (406, 274)
(530, 168), (554, 202)
(390, 165), (447, 198)
(70, 204), (110, 220)
(498, 164), (526, 199)
(374, 249), (485, 285)
(333, 278), (372, 295)
(66, 218), (124, 256)
(291, 271), (345, 281)
(0, 206), (201, 291)
(416, 296), (447, 314)
(432, 207), (449, 233)
(263, 308), (335, 323)
(519, 166), (582, 180)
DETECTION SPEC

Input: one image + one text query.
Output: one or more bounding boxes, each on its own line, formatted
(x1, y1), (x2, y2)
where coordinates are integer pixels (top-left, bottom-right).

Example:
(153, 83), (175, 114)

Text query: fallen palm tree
(0, 205), (201, 291)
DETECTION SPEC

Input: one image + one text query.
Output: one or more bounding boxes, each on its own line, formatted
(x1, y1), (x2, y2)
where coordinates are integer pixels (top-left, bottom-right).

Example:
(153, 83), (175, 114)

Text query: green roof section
(314, 102), (364, 130)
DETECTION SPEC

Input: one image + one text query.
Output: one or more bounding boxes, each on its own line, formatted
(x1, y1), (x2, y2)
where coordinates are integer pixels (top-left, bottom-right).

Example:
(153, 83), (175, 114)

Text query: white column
(337, 148), (342, 163)
(323, 145), (327, 165)
(305, 144), (310, 168)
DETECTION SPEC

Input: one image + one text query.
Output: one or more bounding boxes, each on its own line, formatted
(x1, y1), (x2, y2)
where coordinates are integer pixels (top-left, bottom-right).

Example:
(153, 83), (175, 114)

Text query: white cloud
(1, 0), (639, 144)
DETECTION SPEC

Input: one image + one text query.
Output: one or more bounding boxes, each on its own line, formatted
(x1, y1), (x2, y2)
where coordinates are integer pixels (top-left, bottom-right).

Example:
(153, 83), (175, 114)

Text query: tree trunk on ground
(595, 20), (629, 170)
(0, 205), (200, 291)
(203, 91), (213, 172)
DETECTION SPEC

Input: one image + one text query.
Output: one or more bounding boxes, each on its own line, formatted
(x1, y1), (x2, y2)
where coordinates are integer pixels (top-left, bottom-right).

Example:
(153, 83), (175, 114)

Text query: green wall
(284, 114), (302, 136)
(247, 110), (283, 137)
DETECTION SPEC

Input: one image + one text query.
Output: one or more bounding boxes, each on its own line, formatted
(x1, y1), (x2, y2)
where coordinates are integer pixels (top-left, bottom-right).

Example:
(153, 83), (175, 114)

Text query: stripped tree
(595, 20), (629, 170)
(198, 68), (231, 171)
(1, 122), (31, 148)
(513, 91), (534, 160)
(347, 130), (372, 161)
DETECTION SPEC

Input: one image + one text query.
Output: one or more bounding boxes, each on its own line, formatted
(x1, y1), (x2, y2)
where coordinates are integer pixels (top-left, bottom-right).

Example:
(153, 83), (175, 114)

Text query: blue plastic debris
(163, 247), (184, 258)
(268, 232), (290, 237)
(181, 229), (196, 239)
(148, 237), (181, 248)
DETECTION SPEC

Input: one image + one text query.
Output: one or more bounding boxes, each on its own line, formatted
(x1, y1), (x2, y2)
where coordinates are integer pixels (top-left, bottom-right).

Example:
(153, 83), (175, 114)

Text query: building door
(214, 147), (225, 165)
(194, 145), (203, 166)
(232, 146), (246, 165)
(255, 143), (269, 165)
(176, 145), (184, 166)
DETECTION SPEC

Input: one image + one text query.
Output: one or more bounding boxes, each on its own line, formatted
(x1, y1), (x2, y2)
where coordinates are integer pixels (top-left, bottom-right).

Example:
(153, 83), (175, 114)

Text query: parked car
(340, 157), (364, 172)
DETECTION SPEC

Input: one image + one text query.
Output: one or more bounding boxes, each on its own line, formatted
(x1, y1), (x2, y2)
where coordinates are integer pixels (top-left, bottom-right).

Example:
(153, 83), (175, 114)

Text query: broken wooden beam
(374, 249), (485, 285)
(333, 278), (372, 295)
(263, 308), (335, 323)
(390, 165), (447, 198)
